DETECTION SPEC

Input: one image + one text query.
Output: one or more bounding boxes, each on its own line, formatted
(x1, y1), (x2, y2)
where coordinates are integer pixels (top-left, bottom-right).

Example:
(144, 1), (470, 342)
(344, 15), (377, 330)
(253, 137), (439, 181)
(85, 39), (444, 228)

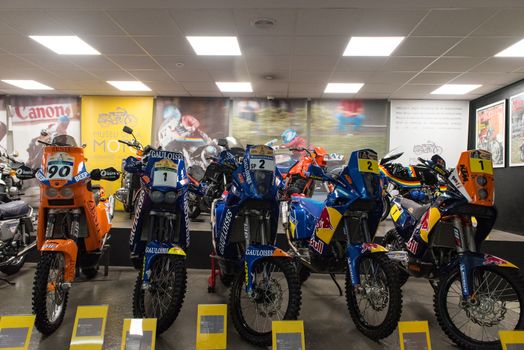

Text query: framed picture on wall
(509, 92), (524, 167)
(475, 100), (506, 168)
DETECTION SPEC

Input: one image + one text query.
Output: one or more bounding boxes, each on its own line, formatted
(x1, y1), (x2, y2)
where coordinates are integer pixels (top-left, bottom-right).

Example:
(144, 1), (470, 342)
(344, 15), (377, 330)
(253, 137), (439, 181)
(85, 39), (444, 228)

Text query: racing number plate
(358, 158), (379, 174)
(390, 205), (402, 222)
(249, 157), (275, 171)
(47, 152), (74, 181)
(470, 158), (493, 175)
(152, 159), (178, 187)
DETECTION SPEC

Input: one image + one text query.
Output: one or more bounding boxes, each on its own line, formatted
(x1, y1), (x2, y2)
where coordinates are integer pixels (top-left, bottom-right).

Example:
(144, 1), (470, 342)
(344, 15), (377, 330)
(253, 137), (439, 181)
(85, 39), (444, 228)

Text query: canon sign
(11, 103), (73, 123)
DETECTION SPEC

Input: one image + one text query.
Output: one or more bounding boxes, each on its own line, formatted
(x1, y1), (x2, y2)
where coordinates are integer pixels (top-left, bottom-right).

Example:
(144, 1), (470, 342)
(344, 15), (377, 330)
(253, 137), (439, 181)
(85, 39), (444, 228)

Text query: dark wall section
(469, 80), (524, 234)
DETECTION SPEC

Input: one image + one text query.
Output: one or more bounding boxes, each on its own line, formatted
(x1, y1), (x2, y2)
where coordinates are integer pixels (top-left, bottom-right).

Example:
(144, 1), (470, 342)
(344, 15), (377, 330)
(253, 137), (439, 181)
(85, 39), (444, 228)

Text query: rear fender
(41, 239), (78, 282)
(244, 244), (290, 294)
(346, 243), (388, 286)
(142, 241), (186, 286)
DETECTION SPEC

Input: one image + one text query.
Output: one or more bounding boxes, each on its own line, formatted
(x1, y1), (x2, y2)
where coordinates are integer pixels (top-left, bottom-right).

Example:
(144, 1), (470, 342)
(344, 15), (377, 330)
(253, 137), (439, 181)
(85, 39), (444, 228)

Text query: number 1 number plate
(470, 158), (493, 175)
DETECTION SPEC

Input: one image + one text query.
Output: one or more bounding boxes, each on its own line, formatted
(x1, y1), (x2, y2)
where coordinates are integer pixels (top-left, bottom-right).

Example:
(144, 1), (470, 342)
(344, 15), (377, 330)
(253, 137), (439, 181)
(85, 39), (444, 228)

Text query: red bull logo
(316, 208), (333, 230)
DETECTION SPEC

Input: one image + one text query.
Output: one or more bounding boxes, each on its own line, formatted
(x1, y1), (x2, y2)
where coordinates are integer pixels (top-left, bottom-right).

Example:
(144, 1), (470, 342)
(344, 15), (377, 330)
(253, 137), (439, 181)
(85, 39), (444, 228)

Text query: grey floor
(0, 265), (461, 350)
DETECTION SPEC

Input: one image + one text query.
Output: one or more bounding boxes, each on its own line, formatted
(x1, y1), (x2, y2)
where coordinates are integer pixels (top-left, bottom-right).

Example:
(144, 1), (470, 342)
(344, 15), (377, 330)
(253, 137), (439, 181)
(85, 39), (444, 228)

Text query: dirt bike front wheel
(230, 258), (302, 347)
(346, 253), (403, 340)
(434, 265), (524, 350)
(32, 252), (69, 335)
(133, 255), (187, 335)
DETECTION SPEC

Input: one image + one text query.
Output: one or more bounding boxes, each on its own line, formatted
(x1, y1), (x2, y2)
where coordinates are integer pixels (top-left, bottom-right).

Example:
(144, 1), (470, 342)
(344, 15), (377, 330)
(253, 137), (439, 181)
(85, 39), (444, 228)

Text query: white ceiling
(0, 1), (523, 99)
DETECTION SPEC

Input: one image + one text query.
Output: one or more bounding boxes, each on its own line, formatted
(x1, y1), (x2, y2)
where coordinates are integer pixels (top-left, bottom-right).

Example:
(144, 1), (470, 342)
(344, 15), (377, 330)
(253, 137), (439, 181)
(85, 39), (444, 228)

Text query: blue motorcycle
(119, 126), (189, 335)
(210, 144), (301, 346)
(285, 149), (402, 340)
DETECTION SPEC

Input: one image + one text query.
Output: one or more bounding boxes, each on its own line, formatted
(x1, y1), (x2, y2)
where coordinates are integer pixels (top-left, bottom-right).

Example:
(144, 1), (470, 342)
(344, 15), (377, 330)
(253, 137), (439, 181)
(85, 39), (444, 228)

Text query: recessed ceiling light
(107, 81), (151, 91)
(343, 37), (405, 56)
(324, 83), (364, 94)
(186, 36), (241, 56)
(2, 80), (54, 90)
(216, 82), (252, 92)
(495, 38), (524, 57)
(251, 17), (276, 29)
(431, 84), (481, 95)
(29, 35), (100, 55)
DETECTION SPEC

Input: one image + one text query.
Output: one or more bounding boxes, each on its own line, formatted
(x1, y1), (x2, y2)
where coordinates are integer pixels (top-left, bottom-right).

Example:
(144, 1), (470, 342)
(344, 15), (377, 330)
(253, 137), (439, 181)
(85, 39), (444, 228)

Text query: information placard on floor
(272, 320), (305, 350)
(121, 318), (157, 350)
(70, 305), (109, 350)
(0, 315), (35, 350)
(500, 330), (524, 350)
(196, 304), (227, 350)
(398, 321), (432, 350)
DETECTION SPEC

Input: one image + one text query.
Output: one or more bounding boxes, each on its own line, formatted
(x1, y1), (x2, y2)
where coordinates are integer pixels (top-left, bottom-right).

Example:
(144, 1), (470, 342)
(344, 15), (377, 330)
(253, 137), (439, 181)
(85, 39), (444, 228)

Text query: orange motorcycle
(17, 135), (120, 335)
(278, 146), (328, 198)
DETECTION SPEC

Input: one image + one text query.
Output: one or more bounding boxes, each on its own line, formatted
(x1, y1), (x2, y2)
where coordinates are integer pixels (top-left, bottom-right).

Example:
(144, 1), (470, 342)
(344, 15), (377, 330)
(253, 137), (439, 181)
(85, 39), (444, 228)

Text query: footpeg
(60, 282), (72, 291)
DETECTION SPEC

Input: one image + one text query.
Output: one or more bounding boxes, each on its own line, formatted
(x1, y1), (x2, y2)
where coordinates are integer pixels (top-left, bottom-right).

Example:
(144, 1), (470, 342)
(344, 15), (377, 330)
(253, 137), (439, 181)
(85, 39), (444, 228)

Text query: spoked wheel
(346, 253), (402, 340)
(435, 266), (524, 350)
(32, 252), (69, 335)
(133, 255), (187, 335)
(230, 258), (302, 347)
(380, 195), (390, 221)
(383, 229), (410, 286)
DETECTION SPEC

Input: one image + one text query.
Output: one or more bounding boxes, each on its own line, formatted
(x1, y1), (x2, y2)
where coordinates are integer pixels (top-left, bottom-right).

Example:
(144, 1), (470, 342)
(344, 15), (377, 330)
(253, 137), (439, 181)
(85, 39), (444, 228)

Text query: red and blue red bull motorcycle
(284, 149), (402, 340)
(209, 144), (301, 346)
(119, 126), (189, 335)
(385, 150), (524, 350)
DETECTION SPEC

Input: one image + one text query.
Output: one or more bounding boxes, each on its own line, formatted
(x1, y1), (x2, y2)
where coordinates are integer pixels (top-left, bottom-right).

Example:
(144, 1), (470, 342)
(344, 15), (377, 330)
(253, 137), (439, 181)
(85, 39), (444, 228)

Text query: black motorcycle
(187, 138), (244, 219)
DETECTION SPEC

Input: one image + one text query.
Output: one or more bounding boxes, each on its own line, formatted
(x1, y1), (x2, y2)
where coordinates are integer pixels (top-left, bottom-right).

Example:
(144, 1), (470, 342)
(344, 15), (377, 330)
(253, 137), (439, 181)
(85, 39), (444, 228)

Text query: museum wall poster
(81, 96), (154, 206)
(231, 98), (307, 164)
(389, 100), (469, 166)
(509, 92), (524, 167)
(310, 99), (388, 159)
(0, 98), (7, 151)
(152, 97), (229, 169)
(7, 96), (81, 166)
(475, 100), (505, 168)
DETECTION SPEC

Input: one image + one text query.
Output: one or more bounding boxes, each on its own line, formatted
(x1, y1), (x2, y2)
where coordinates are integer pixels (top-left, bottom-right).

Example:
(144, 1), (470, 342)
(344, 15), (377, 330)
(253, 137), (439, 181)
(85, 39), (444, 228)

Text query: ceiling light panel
(107, 81), (152, 91)
(216, 82), (252, 92)
(495, 38), (524, 57)
(2, 80), (54, 90)
(29, 36), (100, 55)
(343, 37), (405, 56)
(187, 36), (242, 56)
(324, 83), (364, 93)
(431, 84), (481, 95)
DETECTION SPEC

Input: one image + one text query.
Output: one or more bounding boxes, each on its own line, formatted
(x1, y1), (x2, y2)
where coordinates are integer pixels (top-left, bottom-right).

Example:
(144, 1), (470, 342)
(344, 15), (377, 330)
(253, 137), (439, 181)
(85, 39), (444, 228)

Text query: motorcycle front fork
(451, 217), (478, 300)
(344, 213), (374, 287)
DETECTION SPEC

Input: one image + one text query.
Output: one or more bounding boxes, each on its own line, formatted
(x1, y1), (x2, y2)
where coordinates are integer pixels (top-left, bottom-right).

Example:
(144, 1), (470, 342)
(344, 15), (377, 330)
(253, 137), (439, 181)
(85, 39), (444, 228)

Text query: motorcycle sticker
(47, 152), (74, 181)
(357, 150), (379, 174)
(152, 159), (178, 187)
(315, 207), (342, 244)
(249, 145), (274, 156)
(469, 157), (493, 175)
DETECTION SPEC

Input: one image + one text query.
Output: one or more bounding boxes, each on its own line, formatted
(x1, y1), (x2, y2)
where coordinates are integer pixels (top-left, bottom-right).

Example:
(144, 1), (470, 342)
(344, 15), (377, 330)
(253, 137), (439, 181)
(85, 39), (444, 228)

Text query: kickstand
(103, 244), (110, 277)
(207, 254), (219, 293)
(330, 273), (343, 296)
(0, 277), (15, 286)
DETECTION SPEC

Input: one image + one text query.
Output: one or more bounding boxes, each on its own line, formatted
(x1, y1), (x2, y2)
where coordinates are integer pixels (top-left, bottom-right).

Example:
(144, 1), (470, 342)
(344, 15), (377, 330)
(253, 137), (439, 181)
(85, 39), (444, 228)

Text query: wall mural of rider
(7, 96), (81, 167)
(153, 97), (229, 168)
(510, 92), (524, 167)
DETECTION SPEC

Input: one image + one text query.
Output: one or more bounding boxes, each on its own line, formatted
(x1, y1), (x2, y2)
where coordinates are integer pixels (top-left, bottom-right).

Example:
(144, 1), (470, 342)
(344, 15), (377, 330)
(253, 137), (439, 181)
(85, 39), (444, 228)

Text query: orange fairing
(37, 145), (110, 252)
(313, 147), (327, 167)
(451, 150), (494, 206)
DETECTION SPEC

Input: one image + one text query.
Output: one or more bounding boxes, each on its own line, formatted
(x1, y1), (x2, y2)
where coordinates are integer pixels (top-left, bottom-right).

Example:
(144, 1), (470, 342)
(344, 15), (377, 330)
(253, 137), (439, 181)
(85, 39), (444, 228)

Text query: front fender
(346, 243), (388, 286)
(481, 254), (518, 269)
(244, 244), (290, 294)
(41, 239), (78, 282)
(142, 241), (186, 286)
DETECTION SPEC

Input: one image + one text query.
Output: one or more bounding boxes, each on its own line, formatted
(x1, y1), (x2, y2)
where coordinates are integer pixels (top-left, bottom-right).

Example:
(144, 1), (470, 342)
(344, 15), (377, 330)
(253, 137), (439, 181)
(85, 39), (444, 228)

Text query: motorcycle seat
(399, 197), (430, 221)
(0, 200), (30, 219)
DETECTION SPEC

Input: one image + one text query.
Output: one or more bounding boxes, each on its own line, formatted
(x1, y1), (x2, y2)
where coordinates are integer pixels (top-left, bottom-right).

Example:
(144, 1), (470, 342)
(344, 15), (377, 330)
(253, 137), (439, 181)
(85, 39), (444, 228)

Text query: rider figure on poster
(277, 128), (307, 160)
(336, 99), (366, 135)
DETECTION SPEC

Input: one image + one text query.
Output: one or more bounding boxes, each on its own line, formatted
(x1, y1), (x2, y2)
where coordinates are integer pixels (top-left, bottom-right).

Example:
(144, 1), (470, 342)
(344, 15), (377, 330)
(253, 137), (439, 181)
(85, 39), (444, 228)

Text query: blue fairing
(212, 145), (283, 294)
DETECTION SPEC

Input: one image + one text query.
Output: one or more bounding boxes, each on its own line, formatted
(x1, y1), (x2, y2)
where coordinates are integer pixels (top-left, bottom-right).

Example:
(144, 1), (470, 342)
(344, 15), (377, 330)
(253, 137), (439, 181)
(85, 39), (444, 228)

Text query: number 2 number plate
(249, 158), (275, 171)
(357, 159), (379, 174)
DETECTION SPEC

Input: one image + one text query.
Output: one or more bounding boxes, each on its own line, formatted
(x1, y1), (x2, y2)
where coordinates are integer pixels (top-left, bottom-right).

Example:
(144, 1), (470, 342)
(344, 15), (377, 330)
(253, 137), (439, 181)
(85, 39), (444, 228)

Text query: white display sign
(389, 100), (469, 167)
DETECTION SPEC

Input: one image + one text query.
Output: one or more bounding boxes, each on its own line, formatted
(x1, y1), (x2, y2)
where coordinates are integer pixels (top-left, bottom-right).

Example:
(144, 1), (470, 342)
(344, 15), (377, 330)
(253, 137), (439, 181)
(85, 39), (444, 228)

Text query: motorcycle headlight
(46, 187), (58, 198)
(165, 191), (177, 204)
(476, 176), (487, 186)
(254, 171), (271, 195)
(478, 188), (488, 200)
(150, 190), (164, 203)
(60, 187), (74, 198)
